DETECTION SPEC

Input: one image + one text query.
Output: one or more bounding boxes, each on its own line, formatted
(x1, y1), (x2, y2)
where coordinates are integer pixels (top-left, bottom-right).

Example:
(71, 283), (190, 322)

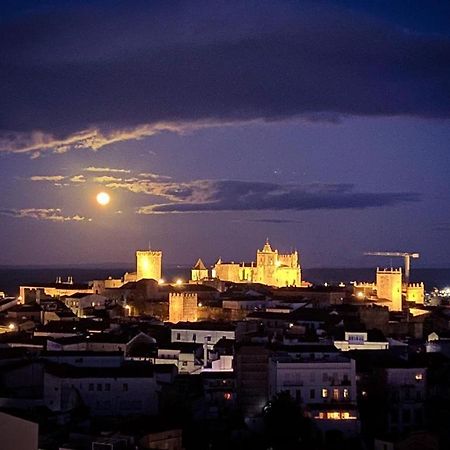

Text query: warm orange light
(96, 192), (110, 206)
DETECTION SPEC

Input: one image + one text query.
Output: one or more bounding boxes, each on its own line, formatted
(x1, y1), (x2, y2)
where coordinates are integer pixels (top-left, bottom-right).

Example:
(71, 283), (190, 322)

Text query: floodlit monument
(136, 250), (162, 282)
(192, 239), (301, 287)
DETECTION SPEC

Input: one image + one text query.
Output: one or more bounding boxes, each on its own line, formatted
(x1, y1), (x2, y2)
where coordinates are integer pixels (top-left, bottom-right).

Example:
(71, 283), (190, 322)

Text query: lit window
(322, 388), (328, 398)
(327, 412), (340, 420)
(224, 393), (232, 400)
(343, 389), (349, 399)
(333, 389), (339, 401)
(415, 373), (423, 381)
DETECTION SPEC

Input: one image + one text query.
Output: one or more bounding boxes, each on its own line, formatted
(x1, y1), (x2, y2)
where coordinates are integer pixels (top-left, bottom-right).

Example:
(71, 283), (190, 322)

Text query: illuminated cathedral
(191, 239), (301, 287)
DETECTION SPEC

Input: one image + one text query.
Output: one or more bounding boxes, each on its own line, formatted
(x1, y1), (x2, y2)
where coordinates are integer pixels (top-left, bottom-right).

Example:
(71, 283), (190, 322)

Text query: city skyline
(1, 1), (450, 267)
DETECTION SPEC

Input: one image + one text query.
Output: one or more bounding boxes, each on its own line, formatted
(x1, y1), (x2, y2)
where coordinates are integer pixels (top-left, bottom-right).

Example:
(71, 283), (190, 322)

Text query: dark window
(310, 389), (315, 399)
(402, 409), (411, 423)
(105, 383), (111, 391)
(391, 408), (398, 424)
(89, 383), (94, 391)
(123, 383), (128, 391)
(414, 408), (423, 425)
(193, 333), (197, 342)
(97, 384), (102, 391)
(296, 390), (301, 402)
(176, 333), (181, 340)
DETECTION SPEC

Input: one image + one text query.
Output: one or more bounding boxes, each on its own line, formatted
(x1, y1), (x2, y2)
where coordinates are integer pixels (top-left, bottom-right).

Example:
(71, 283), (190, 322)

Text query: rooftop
(171, 321), (236, 331)
(44, 361), (169, 378)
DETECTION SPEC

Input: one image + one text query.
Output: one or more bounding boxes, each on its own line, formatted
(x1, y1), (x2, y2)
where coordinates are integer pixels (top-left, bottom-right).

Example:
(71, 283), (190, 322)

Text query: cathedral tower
(136, 250), (162, 281)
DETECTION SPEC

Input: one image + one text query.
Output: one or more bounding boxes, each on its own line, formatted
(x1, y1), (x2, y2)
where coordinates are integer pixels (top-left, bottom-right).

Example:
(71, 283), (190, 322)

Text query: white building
(43, 362), (171, 416)
(268, 350), (359, 436)
(154, 345), (202, 374)
(333, 331), (389, 351)
(0, 411), (39, 450)
(64, 293), (109, 317)
(384, 366), (427, 434)
(171, 322), (235, 345)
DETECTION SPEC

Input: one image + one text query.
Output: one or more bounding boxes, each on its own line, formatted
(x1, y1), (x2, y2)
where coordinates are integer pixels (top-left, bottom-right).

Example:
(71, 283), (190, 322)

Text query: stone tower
(169, 292), (198, 323)
(376, 268), (402, 311)
(136, 250), (162, 281)
(256, 239), (277, 286)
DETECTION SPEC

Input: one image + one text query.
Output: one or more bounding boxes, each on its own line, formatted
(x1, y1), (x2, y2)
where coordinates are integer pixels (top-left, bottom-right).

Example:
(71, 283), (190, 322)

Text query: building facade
(169, 292), (198, 323)
(376, 268), (403, 311)
(193, 240), (301, 287)
(268, 351), (359, 436)
(136, 250), (162, 281)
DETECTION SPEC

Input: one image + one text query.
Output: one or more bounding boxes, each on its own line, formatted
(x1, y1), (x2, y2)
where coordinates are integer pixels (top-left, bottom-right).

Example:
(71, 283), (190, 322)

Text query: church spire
(262, 238), (273, 253)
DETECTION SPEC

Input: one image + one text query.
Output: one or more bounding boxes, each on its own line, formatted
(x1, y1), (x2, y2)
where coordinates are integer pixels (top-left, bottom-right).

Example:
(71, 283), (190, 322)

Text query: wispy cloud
(139, 173), (171, 180)
(243, 218), (303, 224)
(0, 208), (91, 222)
(432, 223), (450, 232)
(0, 123), (199, 156)
(30, 175), (66, 182)
(69, 175), (86, 183)
(27, 169), (167, 187)
(93, 175), (123, 183)
(84, 166), (131, 174)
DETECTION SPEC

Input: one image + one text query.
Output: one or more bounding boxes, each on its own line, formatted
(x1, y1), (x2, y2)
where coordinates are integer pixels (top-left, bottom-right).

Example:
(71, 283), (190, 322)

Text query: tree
(263, 391), (316, 450)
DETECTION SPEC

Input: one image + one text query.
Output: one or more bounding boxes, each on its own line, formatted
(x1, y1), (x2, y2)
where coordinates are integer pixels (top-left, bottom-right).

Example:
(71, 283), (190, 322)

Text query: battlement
(407, 282), (424, 288)
(377, 267), (402, 274)
(136, 250), (162, 257)
(169, 292), (198, 299)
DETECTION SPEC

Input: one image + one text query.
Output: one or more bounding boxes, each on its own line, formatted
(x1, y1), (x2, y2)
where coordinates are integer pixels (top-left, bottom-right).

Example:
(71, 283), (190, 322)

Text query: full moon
(96, 192), (110, 206)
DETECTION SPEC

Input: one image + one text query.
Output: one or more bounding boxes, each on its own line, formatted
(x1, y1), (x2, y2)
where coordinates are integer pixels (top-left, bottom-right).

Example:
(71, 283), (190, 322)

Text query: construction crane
(364, 251), (420, 284)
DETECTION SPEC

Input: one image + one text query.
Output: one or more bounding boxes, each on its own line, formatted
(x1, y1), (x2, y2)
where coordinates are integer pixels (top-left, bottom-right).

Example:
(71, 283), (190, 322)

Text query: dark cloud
(1, 1), (450, 153)
(134, 179), (420, 214)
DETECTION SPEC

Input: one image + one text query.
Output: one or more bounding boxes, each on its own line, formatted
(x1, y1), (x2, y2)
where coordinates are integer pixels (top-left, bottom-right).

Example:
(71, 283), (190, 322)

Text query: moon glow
(96, 192), (110, 206)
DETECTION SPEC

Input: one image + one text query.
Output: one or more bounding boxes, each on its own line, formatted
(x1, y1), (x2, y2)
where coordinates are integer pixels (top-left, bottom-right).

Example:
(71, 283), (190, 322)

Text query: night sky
(1, 0), (449, 268)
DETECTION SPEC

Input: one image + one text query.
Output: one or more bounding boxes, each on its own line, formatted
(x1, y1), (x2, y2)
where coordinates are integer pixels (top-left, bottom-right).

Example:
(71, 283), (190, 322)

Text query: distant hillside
(0, 266), (449, 296)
